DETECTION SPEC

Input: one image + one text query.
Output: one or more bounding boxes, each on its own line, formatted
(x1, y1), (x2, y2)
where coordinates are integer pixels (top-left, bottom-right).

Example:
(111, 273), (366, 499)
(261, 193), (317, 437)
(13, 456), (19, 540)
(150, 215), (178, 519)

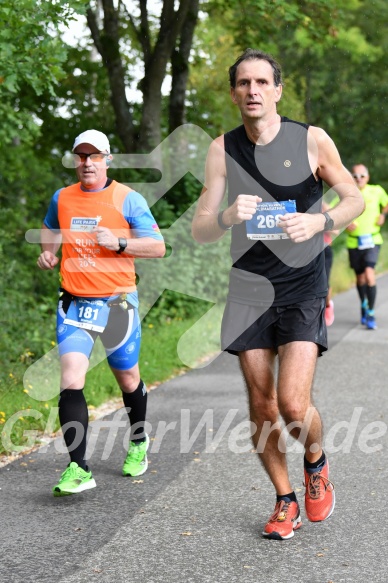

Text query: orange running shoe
(262, 499), (302, 540)
(304, 460), (335, 522)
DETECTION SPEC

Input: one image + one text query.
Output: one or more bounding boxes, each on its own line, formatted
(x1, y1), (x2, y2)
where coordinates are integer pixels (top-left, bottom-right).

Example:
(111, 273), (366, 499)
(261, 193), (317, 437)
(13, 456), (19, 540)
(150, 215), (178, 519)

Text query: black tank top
(224, 117), (327, 306)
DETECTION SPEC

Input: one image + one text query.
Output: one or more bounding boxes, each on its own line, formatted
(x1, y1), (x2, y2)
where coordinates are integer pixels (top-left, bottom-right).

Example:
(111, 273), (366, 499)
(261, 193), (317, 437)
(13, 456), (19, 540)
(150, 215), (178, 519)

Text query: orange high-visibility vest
(57, 181), (136, 297)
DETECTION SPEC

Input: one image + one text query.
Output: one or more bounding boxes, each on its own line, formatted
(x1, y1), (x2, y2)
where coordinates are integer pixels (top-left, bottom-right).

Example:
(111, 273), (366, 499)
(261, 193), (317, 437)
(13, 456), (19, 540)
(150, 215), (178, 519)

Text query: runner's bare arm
(192, 136), (261, 243)
(377, 201), (388, 226)
(313, 127), (365, 227)
(94, 226), (165, 257)
(37, 224), (61, 270)
(279, 127), (365, 243)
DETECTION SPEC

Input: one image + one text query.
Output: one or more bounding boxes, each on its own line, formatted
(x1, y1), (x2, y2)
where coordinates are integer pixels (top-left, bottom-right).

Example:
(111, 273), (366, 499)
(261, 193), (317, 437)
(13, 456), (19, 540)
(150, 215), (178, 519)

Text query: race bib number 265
(246, 200), (297, 240)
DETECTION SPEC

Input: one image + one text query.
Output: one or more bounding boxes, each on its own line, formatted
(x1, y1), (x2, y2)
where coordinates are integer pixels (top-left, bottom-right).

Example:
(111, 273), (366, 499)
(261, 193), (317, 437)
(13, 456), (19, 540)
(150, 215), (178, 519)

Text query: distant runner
(346, 164), (388, 329)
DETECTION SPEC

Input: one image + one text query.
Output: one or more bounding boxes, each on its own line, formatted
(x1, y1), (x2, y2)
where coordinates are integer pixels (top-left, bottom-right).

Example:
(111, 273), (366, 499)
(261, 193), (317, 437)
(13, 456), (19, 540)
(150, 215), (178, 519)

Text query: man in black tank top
(192, 48), (364, 540)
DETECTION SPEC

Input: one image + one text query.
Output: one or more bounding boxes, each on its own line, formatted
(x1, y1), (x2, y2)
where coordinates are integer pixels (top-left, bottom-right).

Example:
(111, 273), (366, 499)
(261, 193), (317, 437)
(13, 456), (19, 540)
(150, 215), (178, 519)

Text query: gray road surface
(1, 275), (388, 583)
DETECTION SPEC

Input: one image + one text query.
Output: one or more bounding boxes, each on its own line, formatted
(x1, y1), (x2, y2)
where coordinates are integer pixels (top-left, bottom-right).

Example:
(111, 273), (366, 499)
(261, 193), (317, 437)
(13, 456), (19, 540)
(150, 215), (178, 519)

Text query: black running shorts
(348, 246), (380, 275)
(221, 297), (327, 356)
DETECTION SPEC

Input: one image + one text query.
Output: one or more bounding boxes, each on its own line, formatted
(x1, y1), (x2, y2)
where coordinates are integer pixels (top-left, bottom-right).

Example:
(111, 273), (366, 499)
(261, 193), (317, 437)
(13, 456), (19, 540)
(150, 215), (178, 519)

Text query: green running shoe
(53, 462), (96, 497)
(122, 434), (150, 477)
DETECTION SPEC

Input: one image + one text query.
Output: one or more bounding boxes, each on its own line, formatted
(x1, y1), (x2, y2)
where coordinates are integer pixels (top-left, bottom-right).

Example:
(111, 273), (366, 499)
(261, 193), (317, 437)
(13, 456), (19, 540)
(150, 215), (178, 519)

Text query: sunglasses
(73, 152), (109, 163)
(352, 173), (368, 179)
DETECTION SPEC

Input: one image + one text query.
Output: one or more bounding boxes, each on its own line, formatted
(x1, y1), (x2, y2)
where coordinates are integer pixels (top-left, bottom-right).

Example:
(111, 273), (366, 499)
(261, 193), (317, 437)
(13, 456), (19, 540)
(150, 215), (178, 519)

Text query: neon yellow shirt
(346, 184), (388, 249)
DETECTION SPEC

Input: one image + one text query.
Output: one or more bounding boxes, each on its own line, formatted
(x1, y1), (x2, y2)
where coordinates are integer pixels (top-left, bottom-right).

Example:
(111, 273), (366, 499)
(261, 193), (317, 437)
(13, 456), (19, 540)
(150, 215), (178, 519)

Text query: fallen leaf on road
(180, 531), (192, 536)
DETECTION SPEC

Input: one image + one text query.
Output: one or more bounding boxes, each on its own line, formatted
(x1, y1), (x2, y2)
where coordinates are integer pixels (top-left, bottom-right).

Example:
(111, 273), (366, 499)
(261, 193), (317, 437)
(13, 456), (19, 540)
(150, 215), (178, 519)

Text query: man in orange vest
(38, 130), (165, 496)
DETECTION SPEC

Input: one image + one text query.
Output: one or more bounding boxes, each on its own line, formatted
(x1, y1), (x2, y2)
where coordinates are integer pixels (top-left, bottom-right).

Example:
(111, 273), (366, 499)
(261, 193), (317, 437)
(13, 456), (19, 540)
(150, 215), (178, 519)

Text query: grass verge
(0, 304), (222, 456)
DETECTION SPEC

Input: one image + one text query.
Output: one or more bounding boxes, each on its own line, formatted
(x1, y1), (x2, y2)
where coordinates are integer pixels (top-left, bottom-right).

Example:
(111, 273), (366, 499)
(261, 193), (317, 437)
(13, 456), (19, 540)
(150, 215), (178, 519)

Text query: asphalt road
(1, 275), (388, 583)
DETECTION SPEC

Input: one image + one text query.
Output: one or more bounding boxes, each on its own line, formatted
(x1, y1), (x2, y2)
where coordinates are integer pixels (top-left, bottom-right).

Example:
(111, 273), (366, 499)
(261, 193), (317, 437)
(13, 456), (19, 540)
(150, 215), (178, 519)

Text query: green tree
(0, 0), (87, 145)
(86, 0), (201, 152)
(82, 0), (345, 152)
(272, 0), (388, 184)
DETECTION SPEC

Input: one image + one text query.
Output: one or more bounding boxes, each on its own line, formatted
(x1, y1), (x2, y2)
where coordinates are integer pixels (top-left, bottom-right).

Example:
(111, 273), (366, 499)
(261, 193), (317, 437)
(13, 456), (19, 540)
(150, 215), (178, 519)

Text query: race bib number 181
(64, 298), (109, 333)
(246, 200), (297, 240)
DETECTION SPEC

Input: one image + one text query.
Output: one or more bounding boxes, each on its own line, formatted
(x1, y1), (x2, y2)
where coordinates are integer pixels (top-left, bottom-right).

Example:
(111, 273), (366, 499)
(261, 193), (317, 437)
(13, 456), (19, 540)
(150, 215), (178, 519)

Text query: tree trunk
(137, 0), (192, 152)
(87, 1), (135, 152)
(169, 0), (199, 133)
(137, 56), (168, 152)
(87, 0), (195, 154)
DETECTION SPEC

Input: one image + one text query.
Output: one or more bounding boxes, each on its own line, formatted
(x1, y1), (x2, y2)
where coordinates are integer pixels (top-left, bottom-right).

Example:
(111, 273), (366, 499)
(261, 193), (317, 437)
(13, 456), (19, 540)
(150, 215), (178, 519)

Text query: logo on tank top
(70, 216), (102, 232)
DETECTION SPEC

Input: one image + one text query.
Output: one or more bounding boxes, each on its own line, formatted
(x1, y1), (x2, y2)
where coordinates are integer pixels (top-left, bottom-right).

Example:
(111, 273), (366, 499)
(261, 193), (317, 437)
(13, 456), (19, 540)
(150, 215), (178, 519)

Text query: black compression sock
(58, 388), (88, 470)
(366, 285), (377, 311)
(277, 491), (297, 504)
(304, 450), (326, 473)
(357, 284), (367, 303)
(122, 380), (147, 443)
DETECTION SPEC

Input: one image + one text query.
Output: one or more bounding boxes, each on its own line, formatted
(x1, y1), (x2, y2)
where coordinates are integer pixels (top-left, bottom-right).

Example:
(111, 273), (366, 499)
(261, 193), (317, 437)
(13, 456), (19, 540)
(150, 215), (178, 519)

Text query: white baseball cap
(72, 129), (110, 153)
